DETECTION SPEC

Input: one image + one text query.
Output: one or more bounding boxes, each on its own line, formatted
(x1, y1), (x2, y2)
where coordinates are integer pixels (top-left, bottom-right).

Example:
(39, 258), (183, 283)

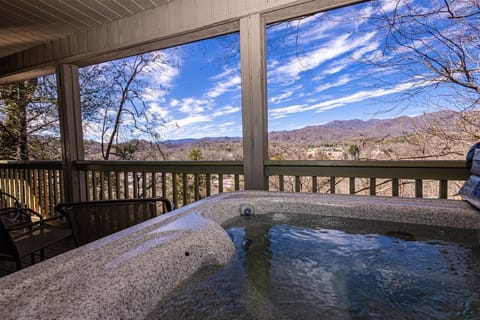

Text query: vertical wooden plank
(241, 14), (268, 190)
(235, 174), (240, 191)
(68, 34), (78, 56)
(97, 24), (108, 49)
(195, 0), (212, 25)
(107, 172), (113, 200)
(43, 170), (49, 216)
(115, 172), (121, 199)
(161, 172), (167, 200)
(142, 172), (147, 198)
(106, 20), (119, 48)
(100, 171), (105, 200)
(330, 177), (336, 194)
(369, 178), (376, 196)
(56, 64), (86, 202)
(349, 177), (355, 195)
(124, 171), (129, 199)
(178, 0), (195, 28)
(133, 173), (139, 198)
(194, 173), (199, 201)
(84, 171), (90, 201)
(295, 176), (300, 192)
(392, 178), (399, 197)
(172, 173), (178, 208)
(211, 0), (229, 21)
(415, 179), (423, 198)
(218, 174), (224, 193)
(206, 173), (211, 196)
(439, 180), (448, 199)
(92, 171), (97, 200)
(182, 173), (188, 205)
(152, 172), (157, 198)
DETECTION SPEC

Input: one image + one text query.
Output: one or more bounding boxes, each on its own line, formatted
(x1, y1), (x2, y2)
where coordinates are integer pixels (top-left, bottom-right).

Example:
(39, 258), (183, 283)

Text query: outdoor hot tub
(1, 191), (479, 319)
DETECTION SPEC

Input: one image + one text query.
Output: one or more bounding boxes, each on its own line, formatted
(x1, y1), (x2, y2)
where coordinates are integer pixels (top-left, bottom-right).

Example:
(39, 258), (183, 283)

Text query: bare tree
(369, 0), (480, 158)
(80, 52), (175, 160)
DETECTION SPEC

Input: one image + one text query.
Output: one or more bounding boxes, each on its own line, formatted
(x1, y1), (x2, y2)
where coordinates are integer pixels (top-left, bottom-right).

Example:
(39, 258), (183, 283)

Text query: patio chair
(54, 197), (174, 246)
(0, 190), (21, 209)
(0, 206), (73, 270)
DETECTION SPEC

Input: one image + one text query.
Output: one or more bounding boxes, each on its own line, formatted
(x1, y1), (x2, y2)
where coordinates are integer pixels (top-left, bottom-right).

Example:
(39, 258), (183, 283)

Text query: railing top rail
(0, 160), (63, 169)
(74, 160), (244, 174)
(265, 160), (469, 180)
(265, 160), (468, 168)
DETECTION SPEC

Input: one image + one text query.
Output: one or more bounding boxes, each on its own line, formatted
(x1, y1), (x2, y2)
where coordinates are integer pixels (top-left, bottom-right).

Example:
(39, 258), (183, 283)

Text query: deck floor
(0, 236), (76, 278)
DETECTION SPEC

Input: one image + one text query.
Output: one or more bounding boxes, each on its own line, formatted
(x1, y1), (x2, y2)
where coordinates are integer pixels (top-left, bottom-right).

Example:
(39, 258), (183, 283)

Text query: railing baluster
(172, 173), (178, 208)
(218, 174), (223, 193)
(194, 173), (199, 201)
(439, 180), (448, 199)
(133, 173), (139, 198)
(107, 172), (113, 200)
(415, 179), (423, 198)
(279, 175), (284, 191)
(235, 174), (240, 191)
(151, 172), (157, 198)
(115, 172), (120, 199)
(161, 172), (167, 200)
(142, 172), (147, 198)
(349, 177), (355, 195)
(330, 176), (336, 194)
(182, 173), (188, 205)
(295, 176), (301, 192)
(392, 178), (399, 197)
(206, 173), (211, 196)
(312, 176), (317, 193)
(370, 178), (376, 196)
(124, 172), (129, 199)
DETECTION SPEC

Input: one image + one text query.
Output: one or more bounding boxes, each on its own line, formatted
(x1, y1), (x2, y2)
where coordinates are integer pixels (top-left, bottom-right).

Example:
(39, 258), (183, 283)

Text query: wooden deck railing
(0, 161), (63, 217)
(74, 160), (244, 209)
(266, 160), (470, 199)
(0, 160), (470, 216)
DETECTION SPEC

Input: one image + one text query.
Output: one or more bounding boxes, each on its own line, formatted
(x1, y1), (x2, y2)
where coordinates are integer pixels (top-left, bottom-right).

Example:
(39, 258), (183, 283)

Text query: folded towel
(460, 145), (480, 209)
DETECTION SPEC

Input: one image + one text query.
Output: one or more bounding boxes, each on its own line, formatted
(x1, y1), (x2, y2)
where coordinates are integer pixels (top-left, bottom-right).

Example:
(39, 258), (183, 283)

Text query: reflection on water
(151, 214), (480, 320)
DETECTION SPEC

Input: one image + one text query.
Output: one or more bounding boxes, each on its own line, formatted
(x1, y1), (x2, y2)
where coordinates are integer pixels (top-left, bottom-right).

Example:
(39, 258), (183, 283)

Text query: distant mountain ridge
(162, 111), (455, 145)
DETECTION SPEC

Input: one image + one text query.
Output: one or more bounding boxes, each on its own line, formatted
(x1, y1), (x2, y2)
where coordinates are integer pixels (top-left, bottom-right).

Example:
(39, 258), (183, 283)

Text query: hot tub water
(153, 213), (480, 320)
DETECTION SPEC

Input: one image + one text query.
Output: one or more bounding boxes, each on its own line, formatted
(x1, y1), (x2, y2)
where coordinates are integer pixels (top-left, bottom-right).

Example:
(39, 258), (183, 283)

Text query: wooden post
(56, 64), (86, 202)
(240, 14), (268, 190)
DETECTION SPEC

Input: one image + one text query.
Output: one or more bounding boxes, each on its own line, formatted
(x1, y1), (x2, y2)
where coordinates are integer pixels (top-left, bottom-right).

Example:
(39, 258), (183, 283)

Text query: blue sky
(90, 0), (471, 141)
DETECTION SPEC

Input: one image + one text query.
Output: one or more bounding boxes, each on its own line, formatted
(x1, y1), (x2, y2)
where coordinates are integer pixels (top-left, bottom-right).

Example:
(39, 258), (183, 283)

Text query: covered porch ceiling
(0, 0), (170, 59)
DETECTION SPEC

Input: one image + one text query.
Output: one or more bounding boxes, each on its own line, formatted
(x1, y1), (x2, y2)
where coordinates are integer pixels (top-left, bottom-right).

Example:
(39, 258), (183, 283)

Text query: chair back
(0, 191), (21, 209)
(55, 198), (173, 246)
(0, 209), (21, 259)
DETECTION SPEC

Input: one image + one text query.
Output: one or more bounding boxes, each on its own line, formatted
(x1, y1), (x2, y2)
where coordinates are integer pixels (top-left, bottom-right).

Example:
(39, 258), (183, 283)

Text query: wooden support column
(240, 14), (268, 190)
(56, 64), (86, 202)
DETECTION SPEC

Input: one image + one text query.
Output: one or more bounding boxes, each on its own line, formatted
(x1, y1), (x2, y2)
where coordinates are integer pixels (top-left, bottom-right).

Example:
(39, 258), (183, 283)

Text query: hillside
(84, 111), (470, 161)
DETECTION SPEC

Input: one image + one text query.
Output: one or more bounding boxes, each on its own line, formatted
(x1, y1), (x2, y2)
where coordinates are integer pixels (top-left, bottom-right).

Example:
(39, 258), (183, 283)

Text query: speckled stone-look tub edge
(1, 191), (479, 319)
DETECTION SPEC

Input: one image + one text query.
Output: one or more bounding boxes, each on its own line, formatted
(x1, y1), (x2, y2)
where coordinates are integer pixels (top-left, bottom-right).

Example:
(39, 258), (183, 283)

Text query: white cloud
(212, 105), (240, 117)
(177, 97), (209, 114)
(269, 81), (426, 119)
(146, 102), (169, 119)
(270, 31), (377, 84)
(269, 104), (309, 119)
(206, 75), (241, 99)
(315, 75), (353, 93)
(175, 115), (211, 127)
